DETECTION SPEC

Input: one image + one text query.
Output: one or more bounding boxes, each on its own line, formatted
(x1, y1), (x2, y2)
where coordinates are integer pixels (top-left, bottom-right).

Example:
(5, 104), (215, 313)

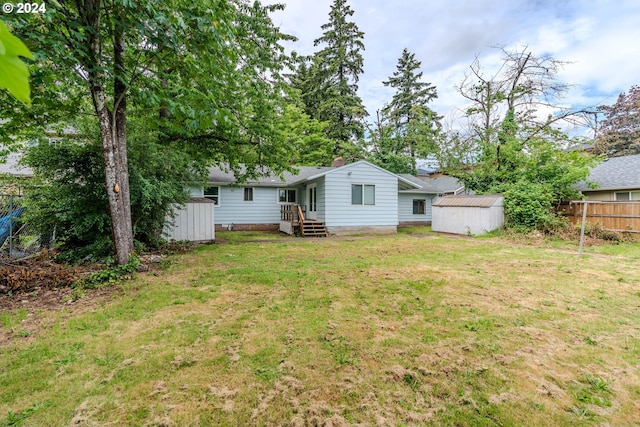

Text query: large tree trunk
(82, 0), (134, 265)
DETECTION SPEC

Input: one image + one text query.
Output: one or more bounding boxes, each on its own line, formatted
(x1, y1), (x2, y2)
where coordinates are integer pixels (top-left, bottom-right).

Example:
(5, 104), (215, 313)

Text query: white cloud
(268, 0), (640, 129)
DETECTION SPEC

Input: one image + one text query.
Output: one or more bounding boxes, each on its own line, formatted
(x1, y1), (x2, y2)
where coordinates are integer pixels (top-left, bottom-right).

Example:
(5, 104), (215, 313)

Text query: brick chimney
(331, 157), (345, 167)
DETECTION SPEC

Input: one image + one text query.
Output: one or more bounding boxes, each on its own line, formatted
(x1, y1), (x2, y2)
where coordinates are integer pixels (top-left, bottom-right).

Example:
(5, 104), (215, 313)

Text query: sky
(267, 0), (640, 134)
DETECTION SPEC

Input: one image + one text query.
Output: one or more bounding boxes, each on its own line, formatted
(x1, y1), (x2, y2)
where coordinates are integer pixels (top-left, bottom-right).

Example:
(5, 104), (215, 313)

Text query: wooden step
(301, 220), (327, 237)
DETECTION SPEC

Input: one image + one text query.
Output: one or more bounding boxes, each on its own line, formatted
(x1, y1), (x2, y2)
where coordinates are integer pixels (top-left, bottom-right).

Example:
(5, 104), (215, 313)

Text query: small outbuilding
(431, 195), (504, 235)
(163, 198), (215, 242)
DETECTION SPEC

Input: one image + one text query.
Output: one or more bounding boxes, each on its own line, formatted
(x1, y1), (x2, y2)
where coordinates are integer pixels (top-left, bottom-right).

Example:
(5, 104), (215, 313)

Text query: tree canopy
(290, 0), (367, 163)
(2, 0), (298, 263)
(594, 85), (640, 157)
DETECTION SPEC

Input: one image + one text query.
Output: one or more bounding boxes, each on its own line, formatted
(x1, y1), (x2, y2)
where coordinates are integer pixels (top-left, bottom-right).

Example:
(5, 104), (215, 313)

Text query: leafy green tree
(456, 111), (596, 231)
(23, 120), (202, 260)
(2, 0), (296, 263)
(594, 85), (640, 157)
(0, 20), (33, 105)
(310, 0), (367, 157)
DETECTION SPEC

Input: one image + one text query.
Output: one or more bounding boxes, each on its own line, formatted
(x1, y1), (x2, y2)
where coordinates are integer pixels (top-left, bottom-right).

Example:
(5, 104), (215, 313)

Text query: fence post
(8, 194), (13, 257)
(578, 201), (588, 257)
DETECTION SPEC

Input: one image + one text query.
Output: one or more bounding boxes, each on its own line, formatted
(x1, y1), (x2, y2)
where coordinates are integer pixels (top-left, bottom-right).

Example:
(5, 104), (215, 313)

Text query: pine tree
(311, 0), (367, 157)
(376, 49), (441, 171)
(383, 49), (438, 130)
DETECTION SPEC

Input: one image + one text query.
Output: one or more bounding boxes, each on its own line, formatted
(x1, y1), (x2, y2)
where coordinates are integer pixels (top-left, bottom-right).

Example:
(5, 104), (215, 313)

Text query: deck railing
(280, 204), (306, 223)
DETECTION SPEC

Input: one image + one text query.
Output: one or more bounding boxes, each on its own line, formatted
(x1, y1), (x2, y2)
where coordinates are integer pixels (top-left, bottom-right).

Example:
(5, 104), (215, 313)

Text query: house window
(616, 191), (640, 201)
(204, 186), (219, 205)
(243, 187), (254, 202)
(413, 199), (426, 215)
(351, 184), (375, 205)
(278, 189), (297, 203)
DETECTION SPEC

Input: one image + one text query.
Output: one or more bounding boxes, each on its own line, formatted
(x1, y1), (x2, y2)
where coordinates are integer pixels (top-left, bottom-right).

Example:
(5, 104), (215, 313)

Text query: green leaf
(0, 19), (33, 105)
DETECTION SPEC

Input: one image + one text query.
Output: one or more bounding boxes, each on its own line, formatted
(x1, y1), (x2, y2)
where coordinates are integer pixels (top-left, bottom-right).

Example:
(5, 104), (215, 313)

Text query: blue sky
(268, 0), (640, 133)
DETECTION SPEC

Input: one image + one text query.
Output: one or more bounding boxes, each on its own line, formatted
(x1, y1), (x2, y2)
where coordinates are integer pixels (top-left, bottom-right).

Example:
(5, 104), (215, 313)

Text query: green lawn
(1, 227), (639, 426)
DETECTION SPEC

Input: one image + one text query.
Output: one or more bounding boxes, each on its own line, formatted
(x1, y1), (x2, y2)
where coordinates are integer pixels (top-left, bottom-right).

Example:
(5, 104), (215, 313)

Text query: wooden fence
(559, 201), (640, 233)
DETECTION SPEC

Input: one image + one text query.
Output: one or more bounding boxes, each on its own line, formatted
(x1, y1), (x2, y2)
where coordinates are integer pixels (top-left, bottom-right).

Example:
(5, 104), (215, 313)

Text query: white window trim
(413, 199), (427, 215)
(614, 191), (640, 201)
(243, 187), (254, 202)
(277, 188), (298, 204)
(351, 183), (375, 206)
(204, 185), (220, 206)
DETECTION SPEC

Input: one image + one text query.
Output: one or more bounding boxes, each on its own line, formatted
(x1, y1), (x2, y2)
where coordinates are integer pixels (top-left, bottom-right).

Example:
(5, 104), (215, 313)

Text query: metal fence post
(8, 194), (13, 257)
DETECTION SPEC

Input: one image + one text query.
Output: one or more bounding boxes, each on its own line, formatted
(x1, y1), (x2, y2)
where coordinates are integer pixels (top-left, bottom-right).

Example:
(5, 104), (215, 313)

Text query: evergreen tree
(383, 49), (438, 130)
(311, 0), (367, 158)
(368, 49), (440, 172)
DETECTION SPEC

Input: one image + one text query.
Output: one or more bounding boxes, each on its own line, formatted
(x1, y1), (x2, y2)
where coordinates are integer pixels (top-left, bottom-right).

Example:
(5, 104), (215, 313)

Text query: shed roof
(432, 195), (503, 208)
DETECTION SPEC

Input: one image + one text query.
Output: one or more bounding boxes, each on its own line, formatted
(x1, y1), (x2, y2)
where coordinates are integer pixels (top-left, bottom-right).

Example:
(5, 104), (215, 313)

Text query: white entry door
(307, 185), (317, 220)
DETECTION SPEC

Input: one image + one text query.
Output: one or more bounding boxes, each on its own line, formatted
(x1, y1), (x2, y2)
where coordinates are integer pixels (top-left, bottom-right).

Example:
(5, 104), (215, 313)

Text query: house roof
(575, 154), (640, 192)
(298, 160), (420, 190)
(209, 161), (422, 190)
(432, 195), (503, 208)
(399, 174), (465, 194)
(208, 165), (333, 186)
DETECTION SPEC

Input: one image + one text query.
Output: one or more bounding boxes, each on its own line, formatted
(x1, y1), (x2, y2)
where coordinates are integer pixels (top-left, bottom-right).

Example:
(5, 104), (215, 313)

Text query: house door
(307, 185), (317, 220)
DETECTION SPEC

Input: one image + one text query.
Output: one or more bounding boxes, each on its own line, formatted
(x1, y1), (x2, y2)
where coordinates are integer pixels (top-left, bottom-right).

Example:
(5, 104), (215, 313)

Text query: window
(413, 199), (426, 215)
(278, 189), (297, 203)
(615, 192), (630, 201)
(204, 186), (220, 205)
(243, 187), (254, 202)
(351, 184), (375, 205)
(616, 191), (640, 201)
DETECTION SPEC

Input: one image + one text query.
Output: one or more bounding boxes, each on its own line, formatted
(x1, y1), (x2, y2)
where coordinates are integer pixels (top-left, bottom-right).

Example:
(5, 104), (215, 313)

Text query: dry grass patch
(1, 229), (640, 425)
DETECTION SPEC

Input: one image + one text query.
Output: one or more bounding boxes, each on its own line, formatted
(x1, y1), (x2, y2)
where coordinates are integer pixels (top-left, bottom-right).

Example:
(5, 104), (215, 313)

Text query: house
(432, 195), (504, 235)
(575, 154), (640, 201)
(397, 174), (466, 227)
(192, 160), (464, 235)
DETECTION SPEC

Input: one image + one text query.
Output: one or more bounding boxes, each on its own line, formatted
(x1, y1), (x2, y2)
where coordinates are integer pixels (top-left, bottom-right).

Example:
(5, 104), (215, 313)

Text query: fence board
(559, 201), (640, 233)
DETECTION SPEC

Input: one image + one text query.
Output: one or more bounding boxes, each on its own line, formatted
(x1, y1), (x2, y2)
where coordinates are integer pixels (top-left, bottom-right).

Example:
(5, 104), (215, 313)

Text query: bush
(502, 181), (555, 232)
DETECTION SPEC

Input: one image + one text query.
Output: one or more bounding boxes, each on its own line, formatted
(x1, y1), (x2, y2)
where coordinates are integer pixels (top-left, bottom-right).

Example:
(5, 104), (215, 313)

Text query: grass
(1, 227), (640, 426)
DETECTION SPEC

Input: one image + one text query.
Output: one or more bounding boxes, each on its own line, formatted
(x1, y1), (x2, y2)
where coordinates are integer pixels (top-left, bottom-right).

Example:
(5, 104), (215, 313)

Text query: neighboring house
(575, 154), (640, 201)
(192, 160), (465, 235)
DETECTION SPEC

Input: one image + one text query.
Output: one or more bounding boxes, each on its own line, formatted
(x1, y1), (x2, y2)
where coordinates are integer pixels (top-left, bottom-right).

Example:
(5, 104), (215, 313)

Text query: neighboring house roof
(574, 154), (640, 192)
(209, 161), (422, 190)
(433, 195), (503, 208)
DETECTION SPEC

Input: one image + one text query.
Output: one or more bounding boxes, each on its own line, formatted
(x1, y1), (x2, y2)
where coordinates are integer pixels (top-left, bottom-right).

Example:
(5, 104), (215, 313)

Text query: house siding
(323, 162), (398, 227)
(398, 193), (434, 223)
(214, 186), (282, 225)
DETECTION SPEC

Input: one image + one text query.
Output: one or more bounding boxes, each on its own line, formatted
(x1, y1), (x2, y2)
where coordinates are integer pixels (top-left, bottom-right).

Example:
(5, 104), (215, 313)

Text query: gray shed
(432, 195), (504, 235)
(163, 198), (215, 242)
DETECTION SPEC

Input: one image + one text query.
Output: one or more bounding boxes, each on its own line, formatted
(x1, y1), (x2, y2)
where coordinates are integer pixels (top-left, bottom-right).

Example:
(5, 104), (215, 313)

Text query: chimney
(331, 157), (345, 167)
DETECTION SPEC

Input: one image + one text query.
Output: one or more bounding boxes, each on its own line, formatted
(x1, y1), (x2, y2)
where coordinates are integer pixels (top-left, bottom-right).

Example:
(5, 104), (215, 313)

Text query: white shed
(432, 195), (504, 235)
(163, 198), (215, 242)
